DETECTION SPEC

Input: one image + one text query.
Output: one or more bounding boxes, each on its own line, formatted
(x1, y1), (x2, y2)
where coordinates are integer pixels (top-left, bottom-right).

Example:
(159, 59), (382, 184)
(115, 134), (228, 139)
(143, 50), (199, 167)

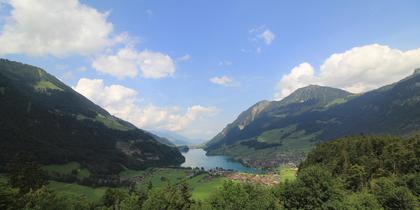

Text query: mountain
(152, 130), (194, 146)
(146, 131), (176, 147)
(0, 59), (184, 174)
(205, 69), (420, 168)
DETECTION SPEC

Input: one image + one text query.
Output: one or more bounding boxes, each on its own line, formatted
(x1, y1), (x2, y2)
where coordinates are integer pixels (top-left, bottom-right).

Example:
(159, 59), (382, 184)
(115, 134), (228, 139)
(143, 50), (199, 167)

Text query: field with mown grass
(120, 168), (227, 200)
(48, 181), (112, 203)
(277, 165), (297, 182)
(188, 174), (226, 200)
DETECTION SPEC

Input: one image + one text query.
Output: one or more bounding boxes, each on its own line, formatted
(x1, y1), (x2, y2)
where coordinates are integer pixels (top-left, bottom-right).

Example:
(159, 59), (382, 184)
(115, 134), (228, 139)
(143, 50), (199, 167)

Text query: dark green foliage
(401, 173), (420, 196)
(6, 153), (48, 194)
(102, 188), (129, 207)
(0, 59), (184, 175)
(343, 191), (383, 210)
(370, 177), (417, 210)
(0, 183), (92, 210)
(142, 181), (195, 210)
(0, 183), (19, 210)
(299, 135), (420, 209)
(301, 136), (420, 186)
(281, 165), (343, 210)
(240, 138), (281, 149)
(22, 186), (92, 210)
(343, 164), (367, 191)
(208, 181), (280, 210)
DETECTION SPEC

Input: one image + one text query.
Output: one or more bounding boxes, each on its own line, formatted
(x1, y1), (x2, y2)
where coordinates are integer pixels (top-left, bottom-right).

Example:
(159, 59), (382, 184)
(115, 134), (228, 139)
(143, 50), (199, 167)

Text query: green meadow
(277, 165), (297, 182)
(42, 161), (90, 179)
(48, 181), (110, 203)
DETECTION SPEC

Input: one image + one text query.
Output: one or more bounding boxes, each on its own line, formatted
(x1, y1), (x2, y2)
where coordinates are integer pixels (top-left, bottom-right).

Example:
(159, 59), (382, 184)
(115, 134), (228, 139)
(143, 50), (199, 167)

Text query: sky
(1, 0), (420, 142)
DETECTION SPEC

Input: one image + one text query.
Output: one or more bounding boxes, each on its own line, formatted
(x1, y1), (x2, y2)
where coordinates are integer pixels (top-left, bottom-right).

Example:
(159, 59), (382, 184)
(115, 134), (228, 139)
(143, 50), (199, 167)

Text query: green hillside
(205, 69), (420, 168)
(0, 59), (184, 175)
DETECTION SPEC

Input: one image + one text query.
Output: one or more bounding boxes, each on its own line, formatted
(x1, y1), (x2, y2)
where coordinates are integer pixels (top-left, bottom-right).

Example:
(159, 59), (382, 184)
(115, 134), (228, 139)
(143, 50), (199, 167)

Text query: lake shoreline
(181, 149), (263, 173)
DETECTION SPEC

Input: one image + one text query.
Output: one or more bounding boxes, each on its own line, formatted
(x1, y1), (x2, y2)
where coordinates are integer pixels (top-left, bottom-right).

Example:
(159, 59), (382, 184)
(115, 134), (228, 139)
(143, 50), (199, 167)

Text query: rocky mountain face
(0, 59), (184, 174)
(205, 69), (420, 168)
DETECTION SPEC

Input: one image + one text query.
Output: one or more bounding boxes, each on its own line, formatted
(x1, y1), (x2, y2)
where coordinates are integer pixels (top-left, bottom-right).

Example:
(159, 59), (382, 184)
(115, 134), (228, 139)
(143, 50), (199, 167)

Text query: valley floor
(0, 164), (297, 204)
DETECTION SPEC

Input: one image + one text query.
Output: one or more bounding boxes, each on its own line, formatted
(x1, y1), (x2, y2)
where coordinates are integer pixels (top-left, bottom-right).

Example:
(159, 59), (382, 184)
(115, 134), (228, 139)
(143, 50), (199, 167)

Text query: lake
(181, 149), (262, 173)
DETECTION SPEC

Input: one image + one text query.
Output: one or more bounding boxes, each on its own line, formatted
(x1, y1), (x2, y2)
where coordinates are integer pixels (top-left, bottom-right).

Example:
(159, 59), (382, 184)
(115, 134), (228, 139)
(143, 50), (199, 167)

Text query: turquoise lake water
(181, 149), (262, 173)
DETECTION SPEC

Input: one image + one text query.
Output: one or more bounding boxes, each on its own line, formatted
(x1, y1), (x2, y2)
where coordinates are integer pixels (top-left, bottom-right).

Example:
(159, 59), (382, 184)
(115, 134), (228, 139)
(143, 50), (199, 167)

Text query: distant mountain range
(205, 69), (420, 168)
(0, 59), (184, 175)
(151, 130), (195, 146)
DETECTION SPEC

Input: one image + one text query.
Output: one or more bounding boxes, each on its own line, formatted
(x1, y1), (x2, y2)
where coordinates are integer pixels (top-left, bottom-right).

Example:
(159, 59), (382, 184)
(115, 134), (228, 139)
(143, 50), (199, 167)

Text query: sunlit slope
(206, 69), (420, 166)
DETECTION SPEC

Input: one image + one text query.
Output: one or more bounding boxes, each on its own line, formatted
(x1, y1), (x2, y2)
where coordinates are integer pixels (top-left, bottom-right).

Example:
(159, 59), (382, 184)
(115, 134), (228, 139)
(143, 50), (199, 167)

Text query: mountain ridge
(205, 69), (420, 168)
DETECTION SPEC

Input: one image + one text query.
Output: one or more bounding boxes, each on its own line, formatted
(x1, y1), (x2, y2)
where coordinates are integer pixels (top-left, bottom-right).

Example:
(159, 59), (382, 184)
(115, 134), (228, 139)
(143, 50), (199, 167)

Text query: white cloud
(259, 29), (275, 45)
(74, 78), (218, 133)
(249, 26), (275, 53)
(210, 75), (239, 87)
(0, 0), (114, 56)
(274, 44), (420, 100)
(177, 54), (191, 61)
(274, 63), (316, 99)
(92, 47), (176, 79)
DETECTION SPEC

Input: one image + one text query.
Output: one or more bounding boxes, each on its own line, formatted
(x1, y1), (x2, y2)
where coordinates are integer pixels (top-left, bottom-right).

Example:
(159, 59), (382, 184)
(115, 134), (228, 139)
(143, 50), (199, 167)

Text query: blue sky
(1, 0), (420, 141)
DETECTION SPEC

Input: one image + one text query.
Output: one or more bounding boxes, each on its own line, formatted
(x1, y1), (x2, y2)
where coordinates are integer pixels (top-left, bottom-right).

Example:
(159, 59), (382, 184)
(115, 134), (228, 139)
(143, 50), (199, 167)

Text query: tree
(147, 180), (153, 191)
(142, 188), (170, 210)
(142, 182), (194, 210)
(102, 188), (128, 208)
(344, 164), (367, 191)
(119, 194), (141, 210)
(208, 181), (280, 210)
(21, 186), (64, 210)
(208, 181), (249, 210)
(178, 180), (194, 209)
(6, 153), (48, 194)
(343, 191), (383, 210)
(0, 183), (20, 210)
(282, 165), (343, 210)
(370, 177), (417, 210)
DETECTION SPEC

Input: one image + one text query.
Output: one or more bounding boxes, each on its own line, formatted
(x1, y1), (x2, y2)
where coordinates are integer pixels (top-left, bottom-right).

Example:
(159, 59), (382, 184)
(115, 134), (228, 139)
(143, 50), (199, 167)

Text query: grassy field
(2, 167), (238, 203)
(188, 174), (226, 200)
(133, 168), (190, 189)
(2, 173), (107, 203)
(48, 181), (111, 203)
(120, 168), (226, 200)
(119, 169), (147, 179)
(33, 80), (63, 92)
(42, 162), (90, 178)
(277, 165), (297, 182)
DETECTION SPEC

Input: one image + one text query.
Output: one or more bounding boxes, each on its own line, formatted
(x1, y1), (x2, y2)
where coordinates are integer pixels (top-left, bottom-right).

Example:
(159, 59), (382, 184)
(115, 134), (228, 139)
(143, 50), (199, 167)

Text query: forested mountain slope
(205, 69), (420, 168)
(0, 59), (184, 174)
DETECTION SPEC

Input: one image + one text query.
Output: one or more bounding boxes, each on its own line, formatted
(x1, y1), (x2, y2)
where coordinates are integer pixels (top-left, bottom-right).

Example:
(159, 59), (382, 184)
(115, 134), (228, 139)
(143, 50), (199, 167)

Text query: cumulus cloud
(92, 47), (176, 79)
(274, 63), (316, 99)
(74, 78), (218, 132)
(0, 0), (114, 56)
(274, 44), (420, 100)
(259, 30), (275, 45)
(210, 75), (239, 87)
